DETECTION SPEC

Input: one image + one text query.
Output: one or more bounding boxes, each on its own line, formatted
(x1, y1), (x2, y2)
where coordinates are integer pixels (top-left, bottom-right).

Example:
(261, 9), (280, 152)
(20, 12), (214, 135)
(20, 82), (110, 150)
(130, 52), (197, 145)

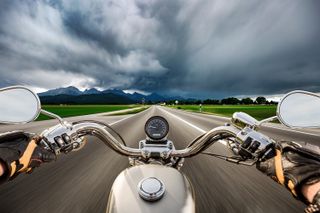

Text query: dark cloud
(0, 0), (319, 98)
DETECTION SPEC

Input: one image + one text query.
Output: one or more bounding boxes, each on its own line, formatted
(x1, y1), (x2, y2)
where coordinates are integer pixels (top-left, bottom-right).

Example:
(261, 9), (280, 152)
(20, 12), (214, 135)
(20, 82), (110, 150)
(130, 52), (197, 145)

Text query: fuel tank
(106, 164), (195, 213)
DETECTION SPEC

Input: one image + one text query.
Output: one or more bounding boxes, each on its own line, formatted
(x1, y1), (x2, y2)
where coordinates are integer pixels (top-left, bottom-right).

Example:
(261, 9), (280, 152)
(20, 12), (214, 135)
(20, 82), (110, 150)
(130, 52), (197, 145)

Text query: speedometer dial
(145, 116), (169, 140)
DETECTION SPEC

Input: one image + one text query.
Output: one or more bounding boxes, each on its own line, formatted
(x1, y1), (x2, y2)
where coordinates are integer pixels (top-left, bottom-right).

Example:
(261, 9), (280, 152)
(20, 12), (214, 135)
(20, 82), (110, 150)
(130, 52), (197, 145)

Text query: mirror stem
(40, 109), (69, 127)
(258, 116), (278, 126)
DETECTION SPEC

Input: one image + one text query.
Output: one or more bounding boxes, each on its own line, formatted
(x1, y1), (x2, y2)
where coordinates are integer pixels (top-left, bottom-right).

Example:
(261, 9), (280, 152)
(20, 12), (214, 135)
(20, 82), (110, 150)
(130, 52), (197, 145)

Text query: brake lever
(201, 151), (257, 166)
(225, 156), (257, 166)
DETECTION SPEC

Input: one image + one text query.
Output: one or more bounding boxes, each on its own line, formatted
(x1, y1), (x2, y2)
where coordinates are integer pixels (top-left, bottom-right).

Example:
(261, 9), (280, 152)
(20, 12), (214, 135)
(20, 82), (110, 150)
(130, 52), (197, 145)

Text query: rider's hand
(0, 131), (56, 183)
(256, 141), (320, 211)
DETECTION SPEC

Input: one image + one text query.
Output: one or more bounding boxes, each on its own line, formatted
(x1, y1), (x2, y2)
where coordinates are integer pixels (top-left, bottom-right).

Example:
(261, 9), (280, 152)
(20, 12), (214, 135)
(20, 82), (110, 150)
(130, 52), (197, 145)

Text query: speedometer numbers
(144, 116), (169, 141)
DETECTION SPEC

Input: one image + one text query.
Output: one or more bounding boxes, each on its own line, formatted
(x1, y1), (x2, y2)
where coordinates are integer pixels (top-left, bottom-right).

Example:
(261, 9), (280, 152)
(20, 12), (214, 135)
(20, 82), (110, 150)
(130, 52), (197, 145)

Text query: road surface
(0, 106), (319, 213)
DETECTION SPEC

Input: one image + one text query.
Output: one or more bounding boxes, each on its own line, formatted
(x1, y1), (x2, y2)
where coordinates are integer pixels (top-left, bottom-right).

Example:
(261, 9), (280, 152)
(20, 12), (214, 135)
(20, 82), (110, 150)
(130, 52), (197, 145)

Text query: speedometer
(145, 116), (169, 140)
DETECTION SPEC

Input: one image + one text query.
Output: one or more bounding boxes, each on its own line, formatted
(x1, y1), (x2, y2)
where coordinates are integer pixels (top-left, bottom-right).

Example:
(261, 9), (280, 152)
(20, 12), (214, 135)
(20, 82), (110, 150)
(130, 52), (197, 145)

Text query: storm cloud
(0, 0), (319, 98)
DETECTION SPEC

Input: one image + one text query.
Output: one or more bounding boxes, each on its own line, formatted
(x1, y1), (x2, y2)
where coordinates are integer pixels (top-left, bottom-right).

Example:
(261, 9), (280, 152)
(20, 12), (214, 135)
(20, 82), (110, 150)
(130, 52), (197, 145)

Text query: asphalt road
(0, 106), (319, 213)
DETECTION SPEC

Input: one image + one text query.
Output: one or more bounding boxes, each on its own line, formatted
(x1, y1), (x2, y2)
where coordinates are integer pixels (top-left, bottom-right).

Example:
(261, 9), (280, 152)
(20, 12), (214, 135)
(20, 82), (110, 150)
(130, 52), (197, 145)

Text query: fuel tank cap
(138, 177), (165, 201)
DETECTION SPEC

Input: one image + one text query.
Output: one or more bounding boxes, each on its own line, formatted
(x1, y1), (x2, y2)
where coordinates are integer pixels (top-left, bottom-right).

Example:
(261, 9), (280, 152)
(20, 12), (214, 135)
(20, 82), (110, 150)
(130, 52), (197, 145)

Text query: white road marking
(158, 107), (227, 145)
(109, 115), (135, 126)
(159, 107), (206, 133)
(109, 106), (152, 126)
(168, 106), (320, 138)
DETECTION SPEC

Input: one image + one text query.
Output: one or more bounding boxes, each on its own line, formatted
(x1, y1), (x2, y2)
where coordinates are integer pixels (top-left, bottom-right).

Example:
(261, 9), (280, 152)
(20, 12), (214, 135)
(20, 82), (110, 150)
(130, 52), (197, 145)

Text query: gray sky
(0, 0), (319, 98)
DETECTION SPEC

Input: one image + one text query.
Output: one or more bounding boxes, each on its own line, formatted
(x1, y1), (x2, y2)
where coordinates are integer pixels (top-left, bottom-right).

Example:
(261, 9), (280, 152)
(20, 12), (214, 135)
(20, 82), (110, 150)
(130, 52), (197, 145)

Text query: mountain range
(38, 86), (185, 104)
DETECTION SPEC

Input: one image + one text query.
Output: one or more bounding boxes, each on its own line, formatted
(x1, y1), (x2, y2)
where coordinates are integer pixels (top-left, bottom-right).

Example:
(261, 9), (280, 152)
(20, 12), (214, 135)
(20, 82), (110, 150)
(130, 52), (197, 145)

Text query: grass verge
(170, 105), (277, 121)
(37, 105), (142, 121)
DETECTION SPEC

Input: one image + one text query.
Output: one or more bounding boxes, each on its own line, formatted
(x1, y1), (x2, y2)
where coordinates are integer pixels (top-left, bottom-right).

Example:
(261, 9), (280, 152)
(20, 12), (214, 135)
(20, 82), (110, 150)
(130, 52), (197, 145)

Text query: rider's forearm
(302, 181), (320, 203)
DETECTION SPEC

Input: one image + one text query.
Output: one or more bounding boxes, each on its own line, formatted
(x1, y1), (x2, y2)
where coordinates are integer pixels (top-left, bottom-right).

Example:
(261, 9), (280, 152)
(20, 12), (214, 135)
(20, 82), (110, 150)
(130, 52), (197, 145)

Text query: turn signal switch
(40, 123), (86, 155)
(235, 127), (274, 160)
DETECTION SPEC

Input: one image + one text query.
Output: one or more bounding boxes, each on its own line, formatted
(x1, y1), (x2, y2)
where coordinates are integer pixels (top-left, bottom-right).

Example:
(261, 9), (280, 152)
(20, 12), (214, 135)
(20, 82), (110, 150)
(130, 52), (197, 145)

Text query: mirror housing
(231, 112), (259, 130)
(277, 90), (320, 128)
(0, 86), (41, 124)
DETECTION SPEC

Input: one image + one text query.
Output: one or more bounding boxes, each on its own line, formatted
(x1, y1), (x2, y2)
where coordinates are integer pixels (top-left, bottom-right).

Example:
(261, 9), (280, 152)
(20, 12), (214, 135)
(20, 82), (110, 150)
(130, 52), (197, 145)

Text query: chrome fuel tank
(106, 164), (195, 213)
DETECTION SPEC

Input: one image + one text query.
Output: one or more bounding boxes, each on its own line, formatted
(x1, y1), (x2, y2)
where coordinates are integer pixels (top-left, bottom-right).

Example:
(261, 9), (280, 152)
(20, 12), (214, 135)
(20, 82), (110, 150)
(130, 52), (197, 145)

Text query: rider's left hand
(0, 131), (56, 183)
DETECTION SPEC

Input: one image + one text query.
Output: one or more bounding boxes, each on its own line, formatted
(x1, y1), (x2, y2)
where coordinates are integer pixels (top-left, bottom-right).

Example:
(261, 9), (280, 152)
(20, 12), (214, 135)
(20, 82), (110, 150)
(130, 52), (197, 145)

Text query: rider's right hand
(256, 141), (320, 212)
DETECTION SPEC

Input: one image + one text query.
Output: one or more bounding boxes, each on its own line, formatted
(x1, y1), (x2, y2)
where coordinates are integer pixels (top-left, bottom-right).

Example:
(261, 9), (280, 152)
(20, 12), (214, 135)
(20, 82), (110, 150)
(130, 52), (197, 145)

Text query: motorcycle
(0, 86), (320, 213)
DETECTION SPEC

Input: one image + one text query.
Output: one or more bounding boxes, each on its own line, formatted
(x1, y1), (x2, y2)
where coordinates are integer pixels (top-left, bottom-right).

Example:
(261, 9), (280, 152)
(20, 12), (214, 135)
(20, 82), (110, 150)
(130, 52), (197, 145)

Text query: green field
(37, 105), (143, 121)
(171, 105), (277, 121)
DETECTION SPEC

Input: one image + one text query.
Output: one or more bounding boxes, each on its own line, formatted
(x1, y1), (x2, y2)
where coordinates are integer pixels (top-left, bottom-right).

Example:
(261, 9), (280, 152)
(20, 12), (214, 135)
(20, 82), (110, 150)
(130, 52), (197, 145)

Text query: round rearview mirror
(277, 91), (320, 128)
(0, 86), (41, 124)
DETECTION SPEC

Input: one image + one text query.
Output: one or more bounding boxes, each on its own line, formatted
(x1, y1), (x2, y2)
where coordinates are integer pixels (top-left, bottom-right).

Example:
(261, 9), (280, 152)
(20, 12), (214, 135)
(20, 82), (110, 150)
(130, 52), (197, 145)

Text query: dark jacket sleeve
(0, 131), (32, 184)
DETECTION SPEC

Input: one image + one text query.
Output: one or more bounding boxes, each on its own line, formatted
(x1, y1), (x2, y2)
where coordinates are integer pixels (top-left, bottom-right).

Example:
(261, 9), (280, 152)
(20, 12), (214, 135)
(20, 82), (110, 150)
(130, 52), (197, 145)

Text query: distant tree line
(166, 96), (277, 105)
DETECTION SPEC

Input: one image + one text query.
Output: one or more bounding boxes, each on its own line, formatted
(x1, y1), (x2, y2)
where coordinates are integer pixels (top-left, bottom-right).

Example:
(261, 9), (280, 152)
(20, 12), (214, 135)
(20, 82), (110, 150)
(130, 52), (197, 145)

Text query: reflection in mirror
(0, 87), (41, 124)
(278, 91), (320, 128)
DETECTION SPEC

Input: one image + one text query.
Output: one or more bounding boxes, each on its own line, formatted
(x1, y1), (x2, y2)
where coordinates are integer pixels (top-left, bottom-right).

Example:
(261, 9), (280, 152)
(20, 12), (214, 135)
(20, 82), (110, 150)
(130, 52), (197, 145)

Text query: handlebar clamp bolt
(161, 151), (168, 159)
(240, 131), (247, 136)
(143, 150), (150, 158)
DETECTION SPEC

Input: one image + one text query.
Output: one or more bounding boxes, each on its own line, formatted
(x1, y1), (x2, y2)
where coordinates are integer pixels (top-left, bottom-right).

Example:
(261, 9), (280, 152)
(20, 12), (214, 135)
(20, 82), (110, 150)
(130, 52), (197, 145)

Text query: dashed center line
(109, 115), (135, 126)
(159, 107), (206, 133)
(159, 107), (227, 145)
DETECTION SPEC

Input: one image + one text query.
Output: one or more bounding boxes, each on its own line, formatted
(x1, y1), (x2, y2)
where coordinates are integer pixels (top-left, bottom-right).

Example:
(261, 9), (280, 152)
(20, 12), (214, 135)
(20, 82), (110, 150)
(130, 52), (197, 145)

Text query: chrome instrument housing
(139, 139), (174, 159)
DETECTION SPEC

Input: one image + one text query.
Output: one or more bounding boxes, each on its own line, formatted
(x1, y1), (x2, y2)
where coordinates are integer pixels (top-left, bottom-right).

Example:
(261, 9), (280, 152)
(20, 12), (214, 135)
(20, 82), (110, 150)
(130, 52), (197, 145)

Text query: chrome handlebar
(72, 122), (141, 157)
(73, 122), (241, 158)
(41, 120), (273, 161)
(171, 125), (240, 157)
(41, 120), (241, 158)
